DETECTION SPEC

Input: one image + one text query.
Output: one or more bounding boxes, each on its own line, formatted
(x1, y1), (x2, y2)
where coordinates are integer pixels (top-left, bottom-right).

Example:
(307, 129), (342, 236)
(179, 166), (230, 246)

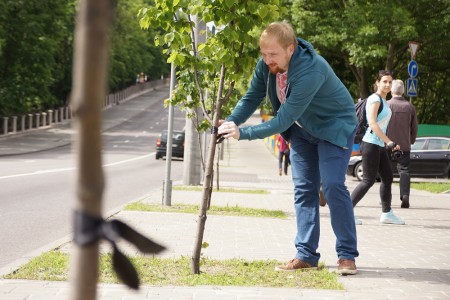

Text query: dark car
(155, 130), (185, 160)
(347, 137), (450, 181)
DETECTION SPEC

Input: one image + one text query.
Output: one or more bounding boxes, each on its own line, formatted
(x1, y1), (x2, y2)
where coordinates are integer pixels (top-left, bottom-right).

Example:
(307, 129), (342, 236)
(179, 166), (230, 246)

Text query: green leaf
(197, 43), (206, 52)
(167, 52), (178, 63)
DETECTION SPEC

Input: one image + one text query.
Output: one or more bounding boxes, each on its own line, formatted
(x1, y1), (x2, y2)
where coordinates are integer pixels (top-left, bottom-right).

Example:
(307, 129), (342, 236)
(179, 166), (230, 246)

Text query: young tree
(139, 0), (286, 273)
(69, 1), (165, 298)
(69, 1), (114, 298)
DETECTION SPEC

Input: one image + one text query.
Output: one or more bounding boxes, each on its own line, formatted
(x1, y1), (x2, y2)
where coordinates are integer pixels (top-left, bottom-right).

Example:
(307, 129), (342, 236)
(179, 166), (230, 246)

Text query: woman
(276, 135), (290, 176)
(351, 70), (405, 225)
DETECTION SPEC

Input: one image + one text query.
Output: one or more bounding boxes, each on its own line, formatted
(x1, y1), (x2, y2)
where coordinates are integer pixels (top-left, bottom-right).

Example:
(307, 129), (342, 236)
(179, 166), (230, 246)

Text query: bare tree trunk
(215, 145), (220, 190)
(69, 0), (114, 299)
(350, 65), (370, 99)
(386, 43), (395, 72)
(191, 65), (226, 274)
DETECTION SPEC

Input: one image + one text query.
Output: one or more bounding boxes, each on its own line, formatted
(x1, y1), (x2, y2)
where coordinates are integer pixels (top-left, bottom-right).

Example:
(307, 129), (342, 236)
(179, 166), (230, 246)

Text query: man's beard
(268, 64), (285, 74)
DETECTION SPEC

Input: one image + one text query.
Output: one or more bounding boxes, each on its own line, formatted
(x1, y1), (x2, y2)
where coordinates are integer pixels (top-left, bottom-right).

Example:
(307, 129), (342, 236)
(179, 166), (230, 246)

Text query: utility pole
(182, 15), (205, 185)
(163, 62), (176, 205)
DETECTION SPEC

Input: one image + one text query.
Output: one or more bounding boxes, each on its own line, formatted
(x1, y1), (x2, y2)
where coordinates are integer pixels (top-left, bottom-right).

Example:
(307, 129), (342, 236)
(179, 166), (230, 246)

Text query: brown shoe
(337, 258), (357, 275)
(319, 190), (327, 207)
(275, 258), (317, 271)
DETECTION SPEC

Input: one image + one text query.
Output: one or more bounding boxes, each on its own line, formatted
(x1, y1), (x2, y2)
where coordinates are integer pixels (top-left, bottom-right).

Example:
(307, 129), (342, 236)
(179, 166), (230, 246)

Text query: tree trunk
(69, 0), (113, 299)
(191, 65), (226, 274)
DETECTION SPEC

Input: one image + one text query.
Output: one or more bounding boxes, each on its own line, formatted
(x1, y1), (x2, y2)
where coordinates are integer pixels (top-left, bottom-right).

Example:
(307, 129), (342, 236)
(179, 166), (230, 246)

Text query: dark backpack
(354, 94), (383, 144)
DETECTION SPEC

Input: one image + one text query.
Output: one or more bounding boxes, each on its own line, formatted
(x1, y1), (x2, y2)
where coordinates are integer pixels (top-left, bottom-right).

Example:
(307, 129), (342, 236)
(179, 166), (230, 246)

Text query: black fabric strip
(73, 210), (166, 289)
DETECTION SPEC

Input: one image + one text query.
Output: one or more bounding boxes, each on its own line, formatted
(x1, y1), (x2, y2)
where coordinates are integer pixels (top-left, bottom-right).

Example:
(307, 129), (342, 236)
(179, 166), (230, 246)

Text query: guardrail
(0, 79), (168, 137)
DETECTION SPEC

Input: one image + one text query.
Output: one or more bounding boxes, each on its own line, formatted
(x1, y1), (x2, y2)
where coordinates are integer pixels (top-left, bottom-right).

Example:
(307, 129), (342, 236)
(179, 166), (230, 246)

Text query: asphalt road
(0, 90), (186, 269)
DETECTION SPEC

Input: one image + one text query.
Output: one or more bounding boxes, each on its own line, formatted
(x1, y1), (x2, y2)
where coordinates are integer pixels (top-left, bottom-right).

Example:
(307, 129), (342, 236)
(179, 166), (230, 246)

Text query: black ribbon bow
(73, 210), (166, 290)
(211, 126), (225, 144)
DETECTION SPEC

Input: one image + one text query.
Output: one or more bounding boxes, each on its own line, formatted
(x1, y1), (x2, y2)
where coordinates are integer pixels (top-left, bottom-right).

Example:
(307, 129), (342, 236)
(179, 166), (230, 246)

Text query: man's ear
(288, 44), (295, 56)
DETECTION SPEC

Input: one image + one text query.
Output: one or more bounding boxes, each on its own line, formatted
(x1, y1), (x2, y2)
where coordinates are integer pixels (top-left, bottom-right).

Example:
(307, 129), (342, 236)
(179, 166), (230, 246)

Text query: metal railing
(0, 79), (168, 137)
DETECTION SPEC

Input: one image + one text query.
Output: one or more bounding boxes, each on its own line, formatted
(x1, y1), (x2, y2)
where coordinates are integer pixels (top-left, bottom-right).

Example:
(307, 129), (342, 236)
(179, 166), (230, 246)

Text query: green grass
(410, 182), (450, 193)
(124, 202), (287, 219)
(173, 185), (269, 194)
(3, 251), (344, 290)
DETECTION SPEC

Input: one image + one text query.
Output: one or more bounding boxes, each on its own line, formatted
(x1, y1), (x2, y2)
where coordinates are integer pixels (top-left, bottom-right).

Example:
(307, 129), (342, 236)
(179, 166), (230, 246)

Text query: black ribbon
(73, 210), (166, 290)
(211, 126), (225, 144)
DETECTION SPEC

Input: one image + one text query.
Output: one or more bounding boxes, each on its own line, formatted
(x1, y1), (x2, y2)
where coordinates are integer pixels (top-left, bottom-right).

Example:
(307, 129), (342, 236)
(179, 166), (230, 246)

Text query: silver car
(347, 137), (450, 181)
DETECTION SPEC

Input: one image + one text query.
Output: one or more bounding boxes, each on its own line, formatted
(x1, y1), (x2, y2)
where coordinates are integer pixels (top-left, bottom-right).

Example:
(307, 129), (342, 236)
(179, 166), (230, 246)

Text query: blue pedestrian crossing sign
(407, 78), (418, 97)
(408, 60), (418, 78)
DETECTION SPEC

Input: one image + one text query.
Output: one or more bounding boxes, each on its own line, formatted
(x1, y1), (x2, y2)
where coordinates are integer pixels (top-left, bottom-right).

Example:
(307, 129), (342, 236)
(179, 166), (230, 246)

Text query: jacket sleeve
(226, 59), (267, 126)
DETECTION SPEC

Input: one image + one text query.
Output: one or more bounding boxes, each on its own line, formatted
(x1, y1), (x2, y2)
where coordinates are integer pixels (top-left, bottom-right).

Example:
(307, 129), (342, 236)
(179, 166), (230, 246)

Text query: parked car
(347, 137), (450, 181)
(155, 130), (185, 160)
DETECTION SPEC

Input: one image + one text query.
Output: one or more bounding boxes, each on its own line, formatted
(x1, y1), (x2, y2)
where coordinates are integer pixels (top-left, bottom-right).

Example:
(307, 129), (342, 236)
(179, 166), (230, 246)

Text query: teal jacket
(227, 38), (357, 148)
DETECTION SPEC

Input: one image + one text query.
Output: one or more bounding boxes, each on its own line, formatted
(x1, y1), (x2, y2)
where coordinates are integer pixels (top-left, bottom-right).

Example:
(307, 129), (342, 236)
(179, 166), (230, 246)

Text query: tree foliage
(285, 0), (449, 124)
(0, 0), (75, 115)
(109, 0), (170, 91)
(0, 0), (168, 116)
(138, 0), (286, 131)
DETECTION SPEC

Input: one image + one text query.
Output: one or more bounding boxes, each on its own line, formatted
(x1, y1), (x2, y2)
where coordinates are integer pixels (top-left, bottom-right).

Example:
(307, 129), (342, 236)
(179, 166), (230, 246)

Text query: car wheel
(355, 162), (363, 181)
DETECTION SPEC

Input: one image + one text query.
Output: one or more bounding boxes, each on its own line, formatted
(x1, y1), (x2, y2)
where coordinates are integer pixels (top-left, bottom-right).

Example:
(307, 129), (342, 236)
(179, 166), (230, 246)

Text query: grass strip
(3, 251), (343, 290)
(410, 182), (450, 194)
(173, 185), (269, 194)
(124, 202), (287, 219)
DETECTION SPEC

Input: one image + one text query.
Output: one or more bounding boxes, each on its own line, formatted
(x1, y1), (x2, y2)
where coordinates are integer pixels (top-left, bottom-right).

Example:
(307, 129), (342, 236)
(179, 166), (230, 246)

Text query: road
(0, 89), (186, 269)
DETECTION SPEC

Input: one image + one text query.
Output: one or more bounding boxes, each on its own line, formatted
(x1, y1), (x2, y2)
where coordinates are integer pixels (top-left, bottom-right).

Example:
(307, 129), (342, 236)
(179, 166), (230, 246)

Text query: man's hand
(218, 121), (240, 140)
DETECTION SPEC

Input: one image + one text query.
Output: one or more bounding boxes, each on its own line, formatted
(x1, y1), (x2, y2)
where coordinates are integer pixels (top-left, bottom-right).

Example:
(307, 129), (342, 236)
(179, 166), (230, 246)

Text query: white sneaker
(380, 209), (405, 225)
(354, 218), (362, 225)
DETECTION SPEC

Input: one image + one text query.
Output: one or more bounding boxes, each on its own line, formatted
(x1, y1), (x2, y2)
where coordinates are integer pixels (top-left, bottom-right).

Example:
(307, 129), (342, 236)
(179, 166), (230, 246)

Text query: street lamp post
(163, 62), (176, 206)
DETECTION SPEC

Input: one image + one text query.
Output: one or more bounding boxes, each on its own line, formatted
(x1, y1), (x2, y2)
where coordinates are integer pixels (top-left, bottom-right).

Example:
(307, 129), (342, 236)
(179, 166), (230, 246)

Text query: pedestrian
(387, 79), (418, 208)
(218, 21), (359, 275)
(351, 70), (406, 225)
(276, 135), (290, 176)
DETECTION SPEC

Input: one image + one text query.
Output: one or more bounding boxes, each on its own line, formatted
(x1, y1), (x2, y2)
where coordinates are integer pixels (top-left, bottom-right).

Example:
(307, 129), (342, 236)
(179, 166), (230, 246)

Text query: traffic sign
(409, 41), (420, 60)
(408, 60), (419, 78)
(406, 78), (418, 97)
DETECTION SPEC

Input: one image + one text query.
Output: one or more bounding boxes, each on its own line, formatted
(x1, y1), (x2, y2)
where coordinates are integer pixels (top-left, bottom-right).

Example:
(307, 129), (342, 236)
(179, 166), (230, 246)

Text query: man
(218, 21), (358, 275)
(387, 79), (418, 208)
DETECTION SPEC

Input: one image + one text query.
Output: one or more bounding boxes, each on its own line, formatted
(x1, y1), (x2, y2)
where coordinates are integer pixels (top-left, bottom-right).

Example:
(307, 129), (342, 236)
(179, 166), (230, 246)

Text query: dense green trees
(0, 0), (169, 116)
(0, 0), (448, 124)
(0, 0), (75, 115)
(109, 0), (169, 91)
(285, 0), (449, 124)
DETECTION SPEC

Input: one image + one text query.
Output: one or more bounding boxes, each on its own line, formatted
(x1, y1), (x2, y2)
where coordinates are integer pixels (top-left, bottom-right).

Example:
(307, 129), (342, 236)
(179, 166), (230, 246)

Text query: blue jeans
(289, 125), (358, 266)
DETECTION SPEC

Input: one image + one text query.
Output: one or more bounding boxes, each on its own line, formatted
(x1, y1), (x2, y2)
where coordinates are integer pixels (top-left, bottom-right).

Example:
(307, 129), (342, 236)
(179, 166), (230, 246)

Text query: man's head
(391, 79), (405, 96)
(259, 21), (297, 74)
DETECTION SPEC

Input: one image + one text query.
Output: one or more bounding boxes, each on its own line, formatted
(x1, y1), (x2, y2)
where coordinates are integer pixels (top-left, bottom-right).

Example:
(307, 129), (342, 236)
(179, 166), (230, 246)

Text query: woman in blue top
(351, 70), (405, 225)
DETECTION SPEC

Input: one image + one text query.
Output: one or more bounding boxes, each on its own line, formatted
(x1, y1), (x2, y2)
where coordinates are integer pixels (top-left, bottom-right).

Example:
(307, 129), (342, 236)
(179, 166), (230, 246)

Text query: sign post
(409, 41), (420, 60)
(407, 41), (420, 101)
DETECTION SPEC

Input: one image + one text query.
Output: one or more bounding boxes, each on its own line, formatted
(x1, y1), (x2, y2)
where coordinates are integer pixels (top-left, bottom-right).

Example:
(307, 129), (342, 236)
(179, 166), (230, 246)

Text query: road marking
(103, 153), (153, 167)
(0, 153), (155, 180)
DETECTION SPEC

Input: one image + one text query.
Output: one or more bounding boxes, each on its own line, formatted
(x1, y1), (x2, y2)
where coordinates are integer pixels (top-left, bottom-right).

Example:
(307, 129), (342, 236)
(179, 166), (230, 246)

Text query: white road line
(0, 152), (155, 180)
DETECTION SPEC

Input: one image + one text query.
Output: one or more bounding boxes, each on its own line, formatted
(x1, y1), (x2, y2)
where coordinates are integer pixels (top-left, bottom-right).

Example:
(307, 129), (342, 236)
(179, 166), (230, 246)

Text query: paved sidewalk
(1, 97), (450, 299)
